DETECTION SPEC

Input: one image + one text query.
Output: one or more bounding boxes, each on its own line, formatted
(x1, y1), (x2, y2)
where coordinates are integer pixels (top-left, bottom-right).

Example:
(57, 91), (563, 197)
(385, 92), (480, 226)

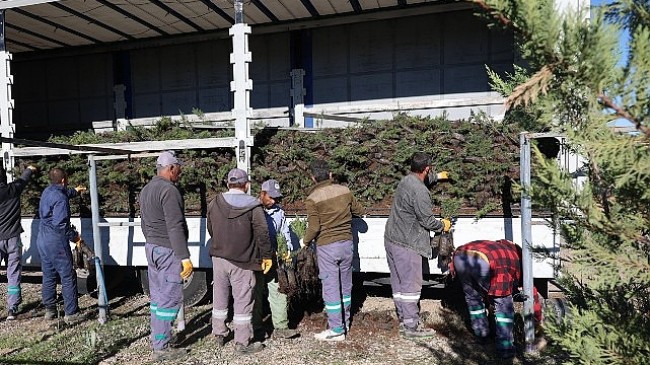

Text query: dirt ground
(0, 271), (564, 365)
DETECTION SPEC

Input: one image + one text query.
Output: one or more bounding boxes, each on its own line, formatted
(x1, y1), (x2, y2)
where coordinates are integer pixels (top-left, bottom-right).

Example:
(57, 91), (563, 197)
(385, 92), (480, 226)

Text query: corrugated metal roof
(2, 0), (445, 52)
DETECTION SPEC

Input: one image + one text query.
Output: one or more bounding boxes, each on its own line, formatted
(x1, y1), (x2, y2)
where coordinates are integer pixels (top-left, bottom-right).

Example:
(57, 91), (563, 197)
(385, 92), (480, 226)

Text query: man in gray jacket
(384, 151), (450, 339)
(0, 165), (36, 320)
(139, 151), (193, 361)
(207, 168), (272, 354)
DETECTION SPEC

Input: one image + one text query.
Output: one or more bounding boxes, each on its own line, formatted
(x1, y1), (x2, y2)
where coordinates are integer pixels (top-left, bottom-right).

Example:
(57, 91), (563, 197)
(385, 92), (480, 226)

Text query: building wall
(11, 9), (513, 139)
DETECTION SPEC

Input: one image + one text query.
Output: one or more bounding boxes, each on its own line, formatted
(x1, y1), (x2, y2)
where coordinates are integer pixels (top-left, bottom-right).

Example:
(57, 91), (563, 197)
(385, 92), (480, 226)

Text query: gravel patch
(1, 271), (563, 365)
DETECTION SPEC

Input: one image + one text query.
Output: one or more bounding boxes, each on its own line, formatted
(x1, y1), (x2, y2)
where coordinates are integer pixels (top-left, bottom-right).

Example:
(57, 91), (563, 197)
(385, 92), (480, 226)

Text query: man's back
(0, 170), (32, 239)
(304, 180), (365, 246)
(207, 192), (271, 271)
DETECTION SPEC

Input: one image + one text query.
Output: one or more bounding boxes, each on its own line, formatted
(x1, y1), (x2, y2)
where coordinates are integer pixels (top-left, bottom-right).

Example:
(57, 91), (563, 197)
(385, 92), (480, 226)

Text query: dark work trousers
(316, 240), (353, 333)
(453, 252), (515, 357)
(385, 240), (424, 330)
(211, 257), (256, 346)
(37, 226), (79, 315)
(145, 243), (182, 351)
(253, 269), (290, 331)
(0, 236), (22, 311)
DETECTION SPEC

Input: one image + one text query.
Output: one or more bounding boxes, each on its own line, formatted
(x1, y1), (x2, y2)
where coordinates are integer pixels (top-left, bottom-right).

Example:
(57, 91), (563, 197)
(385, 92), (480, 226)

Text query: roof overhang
(0, 0), (465, 53)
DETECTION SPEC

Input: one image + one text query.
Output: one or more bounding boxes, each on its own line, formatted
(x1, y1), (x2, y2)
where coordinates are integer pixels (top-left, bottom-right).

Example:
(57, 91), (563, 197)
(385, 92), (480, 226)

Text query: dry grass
(0, 272), (566, 365)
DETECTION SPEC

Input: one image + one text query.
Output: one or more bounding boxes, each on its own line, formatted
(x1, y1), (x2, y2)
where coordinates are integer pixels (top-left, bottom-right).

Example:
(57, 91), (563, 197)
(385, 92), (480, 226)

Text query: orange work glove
(180, 259), (193, 279)
(261, 258), (273, 274)
(441, 218), (452, 233)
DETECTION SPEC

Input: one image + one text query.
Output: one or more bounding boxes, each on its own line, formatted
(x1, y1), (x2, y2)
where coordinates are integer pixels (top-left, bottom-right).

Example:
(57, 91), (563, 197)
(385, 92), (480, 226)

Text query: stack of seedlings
(288, 218), (321, 303)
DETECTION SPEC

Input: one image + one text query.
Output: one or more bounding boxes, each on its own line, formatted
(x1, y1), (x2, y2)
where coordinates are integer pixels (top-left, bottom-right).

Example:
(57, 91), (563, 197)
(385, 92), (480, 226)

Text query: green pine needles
(477, 0), (650, 363)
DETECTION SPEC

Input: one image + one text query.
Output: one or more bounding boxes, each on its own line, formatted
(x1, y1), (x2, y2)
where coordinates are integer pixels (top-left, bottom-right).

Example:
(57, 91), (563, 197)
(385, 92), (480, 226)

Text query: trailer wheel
(139, 269), (209, 307)
(544, 297), (571, 324)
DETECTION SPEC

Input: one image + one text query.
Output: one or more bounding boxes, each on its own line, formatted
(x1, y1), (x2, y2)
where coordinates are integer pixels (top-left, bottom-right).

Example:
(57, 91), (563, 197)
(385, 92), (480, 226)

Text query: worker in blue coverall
(37, 167), (86, 324)
(139, 151), (193, 362)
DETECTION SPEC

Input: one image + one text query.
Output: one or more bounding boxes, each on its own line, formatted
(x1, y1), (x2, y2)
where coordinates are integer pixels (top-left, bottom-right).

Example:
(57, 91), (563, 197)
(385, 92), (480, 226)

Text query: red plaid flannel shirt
(454, 239), (522, 297)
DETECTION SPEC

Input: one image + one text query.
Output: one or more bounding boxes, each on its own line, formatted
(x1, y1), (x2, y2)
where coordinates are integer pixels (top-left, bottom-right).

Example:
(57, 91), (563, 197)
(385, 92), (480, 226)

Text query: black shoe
(152, 347), (187, 361)
(475, 336), (490, 346)
(6, 308), (16, 321)
(402, 324), (437, 339)
(63, 312), (83, 325)
(44, 307), (57, 320)
(499, 350), (516, 359)
(234, 342), (264, 354)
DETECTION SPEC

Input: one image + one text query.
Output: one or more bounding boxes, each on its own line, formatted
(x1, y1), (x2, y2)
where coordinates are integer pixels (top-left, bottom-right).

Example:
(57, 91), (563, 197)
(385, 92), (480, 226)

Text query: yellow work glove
(441, 218), (452, 233)
(261, 258), (273, 274)
(27, 165), (37, 172)
(74, 236), (84, 249)
(180, 259), (193, 279)
(436, 171), (449, 180)
(75, 185), (87, 193)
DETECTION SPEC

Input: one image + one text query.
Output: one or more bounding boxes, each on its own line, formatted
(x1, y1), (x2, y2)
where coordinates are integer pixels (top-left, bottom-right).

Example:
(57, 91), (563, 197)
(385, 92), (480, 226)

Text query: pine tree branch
(598, 94), (650, 138)
(472, 0), (514, 29)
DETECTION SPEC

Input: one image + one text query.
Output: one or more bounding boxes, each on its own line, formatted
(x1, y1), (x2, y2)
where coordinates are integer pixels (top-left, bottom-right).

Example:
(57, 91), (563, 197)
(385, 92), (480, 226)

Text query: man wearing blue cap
(139, 151), (192, 361)
(253, 179), (298, 339)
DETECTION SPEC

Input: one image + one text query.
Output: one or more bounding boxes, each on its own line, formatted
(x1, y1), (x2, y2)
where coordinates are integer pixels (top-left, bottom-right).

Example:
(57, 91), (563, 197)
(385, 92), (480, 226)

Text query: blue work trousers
(37, 227), (79, 316)
(317, 240), (353, 333)
(0, 236), (22, 310)
(146, 243), (183, 351)
(453, 252), (515, 358)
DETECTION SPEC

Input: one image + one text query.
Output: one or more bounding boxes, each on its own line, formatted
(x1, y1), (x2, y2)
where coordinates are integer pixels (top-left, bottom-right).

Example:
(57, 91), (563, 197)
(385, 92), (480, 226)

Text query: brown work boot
(234, 342), (264, 354)
(152, 347), (187, 361)
(273, 328), (299, 339)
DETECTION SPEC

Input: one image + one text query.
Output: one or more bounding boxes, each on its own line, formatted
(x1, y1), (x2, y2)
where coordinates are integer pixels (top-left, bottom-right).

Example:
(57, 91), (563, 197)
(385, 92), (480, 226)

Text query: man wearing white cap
(207, 168), (272, 354)
(253, 179), (298, 339)
(139, 150), (192, 361)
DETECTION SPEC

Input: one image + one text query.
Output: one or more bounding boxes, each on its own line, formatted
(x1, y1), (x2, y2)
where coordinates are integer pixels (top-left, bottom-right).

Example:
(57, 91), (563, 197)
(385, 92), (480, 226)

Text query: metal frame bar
(49, 2), (135, 41)
(0, 0), (60, 10)
(350, 0), (362, 13)
(250, 0), (279, 22)
(7, 38), (38, 51)
(196, 0), (234, 24)
(149, 0), (203, 32)
(7, 22), (69, 47)
(519, 132), (535, 353)
(12, 7), (102, 44)
(94, 0), (169, 37)
(299, 0), (319, 17)
(0, 136), (135, 155)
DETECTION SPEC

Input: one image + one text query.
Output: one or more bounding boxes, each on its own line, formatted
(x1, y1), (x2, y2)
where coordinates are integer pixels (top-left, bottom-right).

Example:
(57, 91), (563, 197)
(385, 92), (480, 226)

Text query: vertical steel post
(89, 154), (108, 324)
(0, 10), (15, 183)
(231, 0), (253, 175)
(519, 132), (535, 351)
(290, 69), (306, 127)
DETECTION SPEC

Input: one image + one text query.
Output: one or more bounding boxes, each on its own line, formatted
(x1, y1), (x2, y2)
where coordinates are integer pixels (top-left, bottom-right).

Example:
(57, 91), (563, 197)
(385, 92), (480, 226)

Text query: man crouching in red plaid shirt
(450, 239), (541, 360)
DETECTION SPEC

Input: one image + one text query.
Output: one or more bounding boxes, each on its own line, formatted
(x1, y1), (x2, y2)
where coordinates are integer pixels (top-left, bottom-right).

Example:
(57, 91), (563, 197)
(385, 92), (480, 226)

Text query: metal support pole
(0, 10), (15, 183)
(230, 0), (253, 175)
(89, 154), (109, 324)
(290, 69), (306, 127)
(519, 132), (535, 351)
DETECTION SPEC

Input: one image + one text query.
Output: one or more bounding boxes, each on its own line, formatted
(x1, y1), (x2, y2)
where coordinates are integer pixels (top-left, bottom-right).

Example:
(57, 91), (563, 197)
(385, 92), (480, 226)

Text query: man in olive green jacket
(303, 159), (365, 342)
